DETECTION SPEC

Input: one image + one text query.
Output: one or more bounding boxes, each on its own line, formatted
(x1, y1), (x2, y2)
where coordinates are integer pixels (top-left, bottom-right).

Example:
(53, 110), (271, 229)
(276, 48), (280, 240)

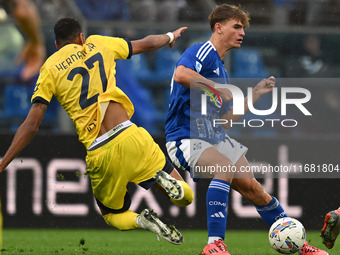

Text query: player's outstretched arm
(0, 102), (47, 173)
(131, 27), (187, 55)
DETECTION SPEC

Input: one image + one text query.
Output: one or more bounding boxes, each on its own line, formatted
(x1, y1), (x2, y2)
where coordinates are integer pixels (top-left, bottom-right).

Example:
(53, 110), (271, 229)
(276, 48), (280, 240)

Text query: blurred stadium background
(0, 0), (339, 241)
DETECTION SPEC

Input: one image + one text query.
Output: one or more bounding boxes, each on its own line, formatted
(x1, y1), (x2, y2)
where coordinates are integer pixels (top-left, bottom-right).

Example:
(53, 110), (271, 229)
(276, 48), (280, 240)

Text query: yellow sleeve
(31, 66), (55, 105)
(91, 35), (132, 60)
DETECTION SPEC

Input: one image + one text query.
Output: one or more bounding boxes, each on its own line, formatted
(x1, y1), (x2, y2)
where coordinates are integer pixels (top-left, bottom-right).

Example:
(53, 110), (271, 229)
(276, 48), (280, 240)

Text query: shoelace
(215, 240), (227, 251)
(303, 244), (319, 252)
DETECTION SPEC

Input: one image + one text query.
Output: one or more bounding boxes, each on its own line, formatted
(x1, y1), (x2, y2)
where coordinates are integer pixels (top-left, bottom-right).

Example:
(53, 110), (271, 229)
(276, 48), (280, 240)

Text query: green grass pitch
(2, 229), (338, 254)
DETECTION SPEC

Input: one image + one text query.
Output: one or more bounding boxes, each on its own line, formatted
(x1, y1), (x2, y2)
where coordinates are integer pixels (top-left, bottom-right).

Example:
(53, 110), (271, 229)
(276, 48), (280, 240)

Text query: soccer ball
(268, 217), (306, 254)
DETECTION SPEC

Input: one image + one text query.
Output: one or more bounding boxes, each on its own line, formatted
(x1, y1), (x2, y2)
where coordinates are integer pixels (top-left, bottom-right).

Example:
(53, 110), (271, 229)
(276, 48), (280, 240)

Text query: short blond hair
(209, 4), (250, 32)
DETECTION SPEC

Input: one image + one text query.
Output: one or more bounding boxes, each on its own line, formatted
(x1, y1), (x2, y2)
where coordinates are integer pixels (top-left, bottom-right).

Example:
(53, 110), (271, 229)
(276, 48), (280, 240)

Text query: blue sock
(206, 179), (230, 240)
(255, 196), (288, 226)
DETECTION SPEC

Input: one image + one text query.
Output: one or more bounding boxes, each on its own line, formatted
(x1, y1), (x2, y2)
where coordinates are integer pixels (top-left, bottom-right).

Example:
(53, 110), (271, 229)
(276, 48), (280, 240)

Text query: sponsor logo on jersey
(195, 61), (202, 73)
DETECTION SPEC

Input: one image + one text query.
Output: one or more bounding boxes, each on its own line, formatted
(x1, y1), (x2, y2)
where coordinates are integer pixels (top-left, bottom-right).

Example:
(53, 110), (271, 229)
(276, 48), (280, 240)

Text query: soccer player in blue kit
(165, 3), (328, 255)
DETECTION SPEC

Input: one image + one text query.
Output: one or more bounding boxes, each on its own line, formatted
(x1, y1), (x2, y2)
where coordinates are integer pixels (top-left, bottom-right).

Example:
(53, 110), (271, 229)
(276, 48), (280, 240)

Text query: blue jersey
(165, 41), (231, 144)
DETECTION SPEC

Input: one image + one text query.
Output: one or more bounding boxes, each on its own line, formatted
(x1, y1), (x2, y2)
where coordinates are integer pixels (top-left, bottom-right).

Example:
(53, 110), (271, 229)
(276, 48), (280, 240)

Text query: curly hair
(54, 17), (82, 46)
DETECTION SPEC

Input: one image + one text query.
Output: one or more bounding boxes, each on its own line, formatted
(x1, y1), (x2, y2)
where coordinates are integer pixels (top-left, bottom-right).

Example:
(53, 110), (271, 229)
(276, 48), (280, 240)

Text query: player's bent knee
(103, 210), (140, 230)
(171, 181), (194, 207)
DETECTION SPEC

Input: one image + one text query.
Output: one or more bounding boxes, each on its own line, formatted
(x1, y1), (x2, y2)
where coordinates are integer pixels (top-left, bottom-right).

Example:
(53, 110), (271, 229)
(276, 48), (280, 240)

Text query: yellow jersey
(31, 35), (134, 149)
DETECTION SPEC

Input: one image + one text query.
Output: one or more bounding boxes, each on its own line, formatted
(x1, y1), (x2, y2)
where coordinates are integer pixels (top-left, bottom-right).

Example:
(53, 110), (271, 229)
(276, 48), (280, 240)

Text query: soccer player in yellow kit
(0, 17), (193, 245)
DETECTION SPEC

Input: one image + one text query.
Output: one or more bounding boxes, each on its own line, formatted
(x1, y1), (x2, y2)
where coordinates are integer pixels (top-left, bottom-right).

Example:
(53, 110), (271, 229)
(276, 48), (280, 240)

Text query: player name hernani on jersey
(55, 43), (96, 71)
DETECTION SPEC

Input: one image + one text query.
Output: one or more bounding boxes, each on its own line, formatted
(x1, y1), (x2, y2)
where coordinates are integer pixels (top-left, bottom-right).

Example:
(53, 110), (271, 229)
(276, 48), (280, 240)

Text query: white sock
(136, 215), (144, 228)
(208, 236), (223, 244)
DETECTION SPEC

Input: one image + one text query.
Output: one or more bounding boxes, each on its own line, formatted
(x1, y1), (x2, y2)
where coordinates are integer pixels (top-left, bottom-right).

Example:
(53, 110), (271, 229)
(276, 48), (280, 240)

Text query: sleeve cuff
(32, 97), (49, 105)
(124, 38), (132, 59)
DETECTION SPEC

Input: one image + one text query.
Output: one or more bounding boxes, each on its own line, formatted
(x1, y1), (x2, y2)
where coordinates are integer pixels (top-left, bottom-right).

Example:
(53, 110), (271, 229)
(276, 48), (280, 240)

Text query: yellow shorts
(86, 124), (170, 212)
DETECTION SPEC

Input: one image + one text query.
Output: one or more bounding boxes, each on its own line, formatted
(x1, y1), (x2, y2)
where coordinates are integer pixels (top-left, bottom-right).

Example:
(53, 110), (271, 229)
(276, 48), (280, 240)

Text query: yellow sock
(170, 180), (194, 207)
(103, 210), (141, 230)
